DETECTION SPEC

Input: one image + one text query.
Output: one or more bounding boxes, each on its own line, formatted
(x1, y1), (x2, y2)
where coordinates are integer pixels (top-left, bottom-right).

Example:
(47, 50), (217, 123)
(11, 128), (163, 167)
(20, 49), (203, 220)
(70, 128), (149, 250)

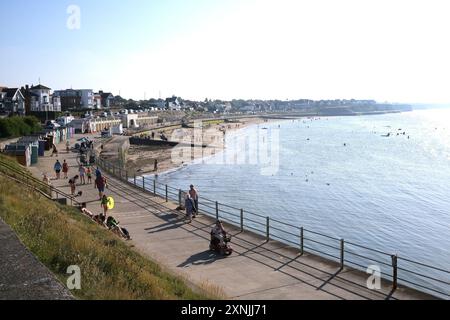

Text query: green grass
(0, 157), (218, 300)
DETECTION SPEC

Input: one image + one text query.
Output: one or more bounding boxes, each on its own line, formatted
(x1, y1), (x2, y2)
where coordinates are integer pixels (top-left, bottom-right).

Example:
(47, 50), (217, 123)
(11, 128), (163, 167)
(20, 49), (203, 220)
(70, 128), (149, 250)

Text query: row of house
(0, 84), (61, 115)
(0, 83), (115, 115)
(54, 89), (114, 110)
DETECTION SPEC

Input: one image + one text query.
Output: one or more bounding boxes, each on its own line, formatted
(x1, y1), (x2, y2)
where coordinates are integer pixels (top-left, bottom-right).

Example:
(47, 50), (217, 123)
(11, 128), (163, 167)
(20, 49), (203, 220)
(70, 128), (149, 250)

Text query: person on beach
(101, 195), (109, 217)
(79, 164), (86, 185)
(51, 143), (58, 157)
(95, 174), (106, 200)
(86, 166), (92, 184)
(189, 185), (199, 216)
(62, 160), (69, 179)
(93, 213), (107, 227)
(154, 159), (158, 172)
(79, 202), (94, 218)
(54, 160), (62, 179)
(106, 216), (131, 240)
(66, 140), (70, 153)
(68, 175), (79, 196)
(185, 194), (195, 223)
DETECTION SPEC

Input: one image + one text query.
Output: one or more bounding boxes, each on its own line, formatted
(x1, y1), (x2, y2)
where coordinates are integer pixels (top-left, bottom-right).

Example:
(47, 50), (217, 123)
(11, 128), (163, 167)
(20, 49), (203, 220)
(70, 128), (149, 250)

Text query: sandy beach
(100, 117), (275, 176)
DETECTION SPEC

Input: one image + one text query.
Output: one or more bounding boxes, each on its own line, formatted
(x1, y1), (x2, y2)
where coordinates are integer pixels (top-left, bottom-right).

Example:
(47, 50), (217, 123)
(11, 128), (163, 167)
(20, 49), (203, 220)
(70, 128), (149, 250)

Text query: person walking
(62, 160), (69, 179)
(68, 175), (79, 196)
(51, 143), (58, 157)
(101, 194), (109, 217)
(154, 159), (158, 172)
(79, 164), (86, 185)
(185, 193), (195, 223)
(189, 184), (199, 216)
(54, 160), (62, 180)
(95, 174), (106, 200)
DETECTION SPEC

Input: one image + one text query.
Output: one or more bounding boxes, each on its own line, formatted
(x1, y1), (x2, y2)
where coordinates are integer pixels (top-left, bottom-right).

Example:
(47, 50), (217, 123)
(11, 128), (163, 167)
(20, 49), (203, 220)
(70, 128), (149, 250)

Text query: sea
(150, 108), (450, 298)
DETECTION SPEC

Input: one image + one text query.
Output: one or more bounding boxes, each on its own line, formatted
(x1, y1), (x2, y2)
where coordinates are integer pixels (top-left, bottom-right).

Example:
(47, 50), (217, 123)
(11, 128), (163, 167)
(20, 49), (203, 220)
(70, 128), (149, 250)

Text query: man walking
(189, 184), (199, 217)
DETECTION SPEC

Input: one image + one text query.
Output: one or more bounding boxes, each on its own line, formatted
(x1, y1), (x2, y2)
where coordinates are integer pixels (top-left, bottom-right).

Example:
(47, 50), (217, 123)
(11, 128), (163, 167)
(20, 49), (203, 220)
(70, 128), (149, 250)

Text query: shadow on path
(178, 250), (225, 268)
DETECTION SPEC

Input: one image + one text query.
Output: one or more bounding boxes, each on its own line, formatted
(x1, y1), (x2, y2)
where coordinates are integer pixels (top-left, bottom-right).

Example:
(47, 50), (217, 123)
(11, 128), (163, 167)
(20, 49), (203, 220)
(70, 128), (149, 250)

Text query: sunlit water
(150, 109), (450, 297)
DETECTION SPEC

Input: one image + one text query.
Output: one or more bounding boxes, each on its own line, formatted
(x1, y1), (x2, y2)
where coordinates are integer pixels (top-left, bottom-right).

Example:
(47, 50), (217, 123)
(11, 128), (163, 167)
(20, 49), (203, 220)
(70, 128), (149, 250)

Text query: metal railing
(0, 159), (81, 207)
(95, 157), (450, 299)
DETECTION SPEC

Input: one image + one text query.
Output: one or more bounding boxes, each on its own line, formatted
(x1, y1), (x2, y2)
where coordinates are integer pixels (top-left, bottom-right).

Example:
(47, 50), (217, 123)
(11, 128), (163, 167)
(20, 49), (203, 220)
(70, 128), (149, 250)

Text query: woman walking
(62, 160), (69, 179)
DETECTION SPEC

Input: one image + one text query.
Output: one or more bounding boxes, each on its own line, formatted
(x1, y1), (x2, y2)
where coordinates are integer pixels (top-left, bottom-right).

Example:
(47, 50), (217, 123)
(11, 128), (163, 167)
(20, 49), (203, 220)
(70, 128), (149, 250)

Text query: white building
(23, 84), (61, 112)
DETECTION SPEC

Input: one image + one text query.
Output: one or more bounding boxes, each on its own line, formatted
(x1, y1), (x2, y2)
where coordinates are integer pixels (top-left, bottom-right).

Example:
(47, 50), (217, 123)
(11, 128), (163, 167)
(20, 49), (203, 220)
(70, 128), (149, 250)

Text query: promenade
(0, 218), (73, 300)
(27, 133), (435, 300)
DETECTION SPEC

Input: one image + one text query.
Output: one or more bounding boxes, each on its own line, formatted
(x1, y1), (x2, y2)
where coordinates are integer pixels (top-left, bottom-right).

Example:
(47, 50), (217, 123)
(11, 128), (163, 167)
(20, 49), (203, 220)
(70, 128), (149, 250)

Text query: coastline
(100, 117), (281, 176)
(100, 109), (415, 177)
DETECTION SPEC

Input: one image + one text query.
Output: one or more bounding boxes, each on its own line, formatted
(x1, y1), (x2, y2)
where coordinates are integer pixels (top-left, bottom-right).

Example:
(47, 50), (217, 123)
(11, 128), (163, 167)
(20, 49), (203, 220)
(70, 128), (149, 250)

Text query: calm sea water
(152, 109), (450, 297)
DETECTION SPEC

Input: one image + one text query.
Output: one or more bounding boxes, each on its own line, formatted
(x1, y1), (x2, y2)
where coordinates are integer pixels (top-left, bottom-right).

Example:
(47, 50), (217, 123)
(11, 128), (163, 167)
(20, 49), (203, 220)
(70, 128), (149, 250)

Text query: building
(93, 92), (102, 109)
(19, 84), (61, 113)
(99, 91), (114, 108)
(165, 96), (181, 110)
(69, 117), (122, 134)
(0, 87), (25, 114)
(120, 113), (158, 129)
(54, 89), (94, 110)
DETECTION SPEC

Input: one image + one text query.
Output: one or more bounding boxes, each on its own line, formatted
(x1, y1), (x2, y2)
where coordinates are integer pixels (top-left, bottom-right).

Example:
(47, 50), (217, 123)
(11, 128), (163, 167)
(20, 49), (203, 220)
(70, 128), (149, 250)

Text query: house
(93, 92), (102, 109)
(54, 89), (94, 110)
(0, 87), (25, 115)
(20, 84), (61, 113)
(99, 91), (114, 108)
(165, 96), (181, 110)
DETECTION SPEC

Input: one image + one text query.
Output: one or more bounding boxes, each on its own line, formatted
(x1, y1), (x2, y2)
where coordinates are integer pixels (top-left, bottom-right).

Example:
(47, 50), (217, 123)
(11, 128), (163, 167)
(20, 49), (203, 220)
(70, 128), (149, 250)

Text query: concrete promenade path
(0, 218), (73, 300)
(27, 134), (435, 300)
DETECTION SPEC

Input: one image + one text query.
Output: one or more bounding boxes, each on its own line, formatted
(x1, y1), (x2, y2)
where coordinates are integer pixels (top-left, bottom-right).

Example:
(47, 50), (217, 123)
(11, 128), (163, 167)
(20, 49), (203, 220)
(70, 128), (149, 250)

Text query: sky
(1, 0), (450, 103)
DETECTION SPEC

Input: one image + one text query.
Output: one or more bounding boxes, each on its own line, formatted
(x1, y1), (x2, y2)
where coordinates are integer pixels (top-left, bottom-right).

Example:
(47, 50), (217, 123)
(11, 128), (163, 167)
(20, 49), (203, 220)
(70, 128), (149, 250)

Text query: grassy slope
(0, 157), (213, 300)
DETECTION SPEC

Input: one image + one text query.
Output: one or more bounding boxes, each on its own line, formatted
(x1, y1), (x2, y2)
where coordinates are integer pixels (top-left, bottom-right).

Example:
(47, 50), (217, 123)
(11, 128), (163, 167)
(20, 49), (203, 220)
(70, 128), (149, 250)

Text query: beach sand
(101, 117), (273, 176)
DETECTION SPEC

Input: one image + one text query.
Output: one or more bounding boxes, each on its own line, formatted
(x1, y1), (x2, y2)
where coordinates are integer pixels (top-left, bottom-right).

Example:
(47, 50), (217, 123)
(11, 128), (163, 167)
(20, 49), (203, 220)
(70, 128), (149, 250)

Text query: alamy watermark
(66, 265), (81, 290)
(66, 5), (81, 30)
(170, 120), (280, 176)
(366, 265), (382, 290)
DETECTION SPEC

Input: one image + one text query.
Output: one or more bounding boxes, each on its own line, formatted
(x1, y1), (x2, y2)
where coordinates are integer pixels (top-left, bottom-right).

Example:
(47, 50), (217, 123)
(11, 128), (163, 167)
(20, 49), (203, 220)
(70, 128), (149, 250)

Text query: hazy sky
(1, 0), (450, 103)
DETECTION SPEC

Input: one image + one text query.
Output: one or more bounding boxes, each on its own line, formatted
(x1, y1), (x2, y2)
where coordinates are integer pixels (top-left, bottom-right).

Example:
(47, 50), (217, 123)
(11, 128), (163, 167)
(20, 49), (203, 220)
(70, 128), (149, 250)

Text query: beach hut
(4, 144), (31, 167)
(30, 145), (38, 164)
(17, 137), (39, 165)
(38, 140), (46, 156)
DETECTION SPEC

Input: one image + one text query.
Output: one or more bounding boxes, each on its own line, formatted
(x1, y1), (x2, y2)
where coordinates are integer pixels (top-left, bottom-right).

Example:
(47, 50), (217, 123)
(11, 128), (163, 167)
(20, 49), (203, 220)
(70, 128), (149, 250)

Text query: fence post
(340, 239), (345, 269)
(392, 254), (398, 290)
(142, 177), (145, 190)
(125, 170), (128, 183)
(240, 209), (244, 231)
(300, 227), (304, 255)
(134, 174), (136, 186)
(215, 201), (219, 220)
(179, 189), (182, 207)
(153, 179), (156, 194)
(165, 185), (168, 202)
(266, 217), (270, 241)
